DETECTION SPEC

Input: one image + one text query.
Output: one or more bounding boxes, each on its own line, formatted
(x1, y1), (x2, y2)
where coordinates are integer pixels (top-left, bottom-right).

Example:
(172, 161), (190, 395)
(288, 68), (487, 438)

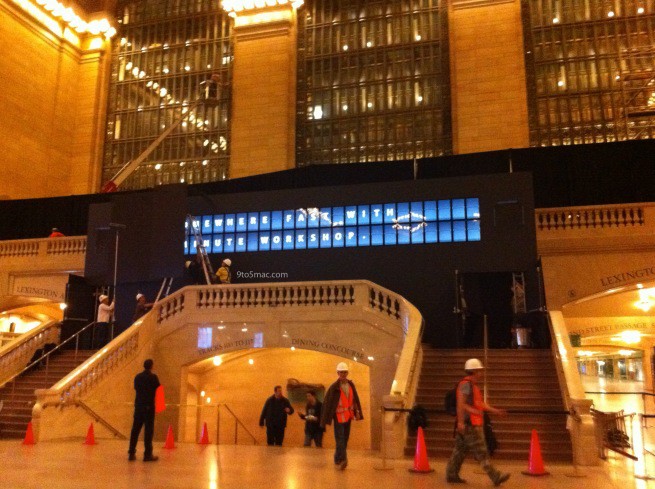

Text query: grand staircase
(406, 347), (573, 462)
(0, 350), (94, 438)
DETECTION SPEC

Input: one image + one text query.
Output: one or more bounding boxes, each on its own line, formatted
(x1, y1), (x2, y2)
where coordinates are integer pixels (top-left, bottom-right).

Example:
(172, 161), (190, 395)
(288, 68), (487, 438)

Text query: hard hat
(464, 358), (484, 371)
(136, 293), (144, 300)
(223, 258), (232, 266)
(99, 294), (108, 303)
(336, 362), (349, 372)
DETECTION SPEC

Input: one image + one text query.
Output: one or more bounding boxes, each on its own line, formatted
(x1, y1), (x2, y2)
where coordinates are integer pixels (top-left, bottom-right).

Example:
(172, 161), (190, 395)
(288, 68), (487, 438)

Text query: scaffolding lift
(101, 78), (224, 193)
(618, 46), (655, 140)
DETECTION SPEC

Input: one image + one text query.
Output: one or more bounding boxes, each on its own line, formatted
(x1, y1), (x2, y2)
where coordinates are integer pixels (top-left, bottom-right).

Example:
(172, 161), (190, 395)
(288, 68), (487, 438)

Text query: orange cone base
(83, 423), (97, 445)
(198, 422), (210, 445)
(164, 425), (176, 449)
(522, 470), (550, 477)
(408, 427), (433, 474)
(22, 422), (35, 445)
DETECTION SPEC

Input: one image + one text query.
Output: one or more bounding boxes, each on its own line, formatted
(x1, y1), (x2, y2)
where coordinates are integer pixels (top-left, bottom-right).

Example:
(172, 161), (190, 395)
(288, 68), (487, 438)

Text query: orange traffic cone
(22, 422), (35, 445)
(164, 424), (176, 449)
(408, 427), (434, 473)
(83, 423), (97, 445)
(198, 422), (210, 445)
(522, 429), (549, 476)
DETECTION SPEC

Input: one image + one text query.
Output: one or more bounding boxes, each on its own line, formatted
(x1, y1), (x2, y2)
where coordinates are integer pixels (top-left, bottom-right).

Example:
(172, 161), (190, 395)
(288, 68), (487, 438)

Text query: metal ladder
(511, 272), (527, 315)
(186, 215), (214, 285)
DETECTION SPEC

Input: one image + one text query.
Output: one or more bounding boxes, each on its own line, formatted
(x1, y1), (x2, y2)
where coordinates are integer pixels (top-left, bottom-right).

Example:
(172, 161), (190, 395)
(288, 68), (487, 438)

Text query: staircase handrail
(1, 320), (97, 389)
(0, 320), (61, 386)
(74, 399), (127, 439)
(220, 403), (258, 445)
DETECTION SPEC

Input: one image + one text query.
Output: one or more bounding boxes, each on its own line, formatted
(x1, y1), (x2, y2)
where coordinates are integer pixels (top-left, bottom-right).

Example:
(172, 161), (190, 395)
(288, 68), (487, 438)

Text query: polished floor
(1, 439), (652, 489)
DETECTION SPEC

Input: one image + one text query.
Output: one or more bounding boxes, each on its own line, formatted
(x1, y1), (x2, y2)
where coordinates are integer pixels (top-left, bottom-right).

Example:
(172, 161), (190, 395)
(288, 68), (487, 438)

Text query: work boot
(339, 459), (348, 470)
(143, 455), (159, 462)
(493, 473), (510, 486)
(446, 476), (467, 483)
(128, 454), (136, 461)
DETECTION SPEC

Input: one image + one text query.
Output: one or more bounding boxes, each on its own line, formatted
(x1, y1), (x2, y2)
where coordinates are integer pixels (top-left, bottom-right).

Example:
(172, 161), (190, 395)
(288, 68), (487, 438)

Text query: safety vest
(460, 376), (484, 426)
(336, 385), (354, 423)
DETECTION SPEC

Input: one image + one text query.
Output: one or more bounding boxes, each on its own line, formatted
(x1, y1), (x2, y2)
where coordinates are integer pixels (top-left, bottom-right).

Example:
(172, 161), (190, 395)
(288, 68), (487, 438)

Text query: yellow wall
(191, 348), (371, 448)
(0, 1), (109, 199)
(450, 0), (530, 154)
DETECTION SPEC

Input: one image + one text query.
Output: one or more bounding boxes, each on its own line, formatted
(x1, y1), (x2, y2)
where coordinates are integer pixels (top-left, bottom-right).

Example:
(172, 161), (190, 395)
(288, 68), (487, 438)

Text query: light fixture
(558, 80), (565, 87)
(206, 397), (211, 403)
(367, 356), (374, 361)
(154, 164), (162, 170)
(248, 358), (254, 365)
(241, 327), (248, 332)
(59, 303), (68, 310)
(290, 346), (296, 351)
(618, 350), (635, 356)
(415, 34), (422, 41)
(366, 41), (372, 48)
(552, 17), (559, 24)
(343, 45), (349, 51)
(313, 106), (323, 119)
(200, 390), (206, 397)
(612, 330), (642, 344)
(213, 356), (222, 366)
(638, 7), (645, 14)
(607, 11), (615, 17)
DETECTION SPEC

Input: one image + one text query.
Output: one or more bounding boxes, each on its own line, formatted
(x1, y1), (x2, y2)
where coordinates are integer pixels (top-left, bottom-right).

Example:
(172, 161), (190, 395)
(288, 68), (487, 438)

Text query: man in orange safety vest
(320, 362), (363, 470)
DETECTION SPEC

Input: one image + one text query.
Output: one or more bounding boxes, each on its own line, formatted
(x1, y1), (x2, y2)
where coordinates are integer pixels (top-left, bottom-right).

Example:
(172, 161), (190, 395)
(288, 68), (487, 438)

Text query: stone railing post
(382, 394), (406, 458)
(568, 398), (598, 466)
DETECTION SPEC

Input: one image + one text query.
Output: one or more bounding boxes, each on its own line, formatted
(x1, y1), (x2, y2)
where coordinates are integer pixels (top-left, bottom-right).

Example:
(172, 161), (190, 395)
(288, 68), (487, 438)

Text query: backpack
(407, 405), (428, 434)
(444, 380), (472, 416)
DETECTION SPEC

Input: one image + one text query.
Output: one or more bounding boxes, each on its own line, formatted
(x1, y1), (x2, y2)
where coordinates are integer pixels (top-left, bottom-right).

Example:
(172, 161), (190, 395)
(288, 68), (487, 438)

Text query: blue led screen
(184, 199), (481, 254)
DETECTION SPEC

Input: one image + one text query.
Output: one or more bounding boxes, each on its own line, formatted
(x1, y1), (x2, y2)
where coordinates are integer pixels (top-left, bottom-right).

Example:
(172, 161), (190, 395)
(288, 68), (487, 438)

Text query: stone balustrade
(536, 204), (647, 231)
(0, 236), (87, 259)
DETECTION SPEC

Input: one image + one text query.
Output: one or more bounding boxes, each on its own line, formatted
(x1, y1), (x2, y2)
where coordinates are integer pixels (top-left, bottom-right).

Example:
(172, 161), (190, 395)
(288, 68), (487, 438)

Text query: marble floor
(1, 439), (652, 489)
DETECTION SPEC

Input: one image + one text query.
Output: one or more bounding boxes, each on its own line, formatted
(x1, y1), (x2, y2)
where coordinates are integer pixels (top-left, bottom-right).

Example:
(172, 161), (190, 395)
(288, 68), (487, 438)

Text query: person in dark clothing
(132, 293), (153, 323)
(128, 359), (161, 462)
(259, 385), (294, 446)
(298, 390), (324, 447)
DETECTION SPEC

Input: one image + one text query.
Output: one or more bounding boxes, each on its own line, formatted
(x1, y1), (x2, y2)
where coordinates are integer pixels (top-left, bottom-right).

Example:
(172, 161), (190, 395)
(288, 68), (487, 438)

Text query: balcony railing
(0, 236), (86, 259)
(536, 204), (646, 231)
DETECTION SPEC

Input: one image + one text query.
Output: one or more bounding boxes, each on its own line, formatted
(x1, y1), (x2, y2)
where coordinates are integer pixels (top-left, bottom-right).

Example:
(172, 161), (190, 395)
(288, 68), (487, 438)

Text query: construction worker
(320, 362), (363, 470)
(215, 258), (232, 284)
(95, 294), (114, 348)
(446, 358), (510, 486)
(132, 293), (153, 323)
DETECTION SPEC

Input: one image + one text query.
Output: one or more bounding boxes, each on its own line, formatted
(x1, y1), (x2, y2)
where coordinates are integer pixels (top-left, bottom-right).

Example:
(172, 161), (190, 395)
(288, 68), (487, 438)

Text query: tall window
(104, 0), (233, 190)
(522, 0), (655, 146)
(296, 0), (451, 165)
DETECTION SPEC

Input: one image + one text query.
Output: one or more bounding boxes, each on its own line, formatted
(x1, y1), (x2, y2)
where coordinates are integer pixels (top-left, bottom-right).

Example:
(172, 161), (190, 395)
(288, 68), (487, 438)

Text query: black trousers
(128, 406), (155, 456)
(266, 425), (285, 446)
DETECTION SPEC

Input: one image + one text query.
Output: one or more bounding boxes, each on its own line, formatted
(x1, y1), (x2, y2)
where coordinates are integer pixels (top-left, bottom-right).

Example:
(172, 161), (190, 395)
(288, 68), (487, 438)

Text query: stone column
(229, 4), (299, 179)
(449, 0), (530, 154)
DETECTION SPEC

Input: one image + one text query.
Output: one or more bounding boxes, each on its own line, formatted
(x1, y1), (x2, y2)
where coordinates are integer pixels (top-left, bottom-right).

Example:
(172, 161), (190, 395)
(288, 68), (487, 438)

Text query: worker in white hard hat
(132, 293), (153, 323)
(215, 258), (232, 284)
(446, 358), (510, 486)
(95, 294), (115, 349)
(320, 362), (363, 470)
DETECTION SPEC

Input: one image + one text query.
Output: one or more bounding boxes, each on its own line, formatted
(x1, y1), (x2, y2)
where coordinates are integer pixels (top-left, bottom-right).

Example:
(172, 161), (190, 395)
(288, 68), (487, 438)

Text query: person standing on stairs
(446, 358), (510, 486)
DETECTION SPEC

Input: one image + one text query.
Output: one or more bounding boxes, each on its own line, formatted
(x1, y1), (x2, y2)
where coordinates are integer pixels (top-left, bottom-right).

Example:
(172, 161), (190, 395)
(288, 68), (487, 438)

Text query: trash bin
(514, 327), (531, 348)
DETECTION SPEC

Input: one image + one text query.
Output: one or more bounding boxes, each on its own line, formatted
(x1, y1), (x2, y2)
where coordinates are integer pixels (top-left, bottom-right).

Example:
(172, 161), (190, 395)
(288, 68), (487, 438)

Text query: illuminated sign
(184, 199), (480, 254)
